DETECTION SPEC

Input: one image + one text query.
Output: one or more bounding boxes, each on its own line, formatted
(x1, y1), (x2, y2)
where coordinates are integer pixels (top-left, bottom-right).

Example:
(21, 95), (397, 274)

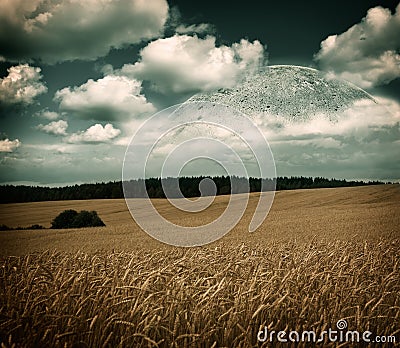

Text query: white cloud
(54, 75), (155, 121)
(175, 23), (213, 35)
(315, 4), (400, 88)
(121, 35), (267, 93)
(255, 97), (400, 180)
(271, 137), (342, 149)
(34, 109), (59, 120)
(166, 5), (214, 36)
(0, 64), (47, 105)
(67, 123), (121, 143)
(0, 0), (169, 63)
(0, 141), (125, 184)
(114, 136), (132, 146)
(0, 138), (21, 152)
(24, 143), (75, 154)
(374, 95), (400, 118)
(37, 120), (68, 136)
(112, 116), (153, 147)
(256, 98), (400, 142)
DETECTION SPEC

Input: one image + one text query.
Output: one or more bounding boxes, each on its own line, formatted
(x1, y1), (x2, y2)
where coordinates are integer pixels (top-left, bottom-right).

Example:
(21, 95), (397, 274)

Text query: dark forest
(0, 176), (385, 204)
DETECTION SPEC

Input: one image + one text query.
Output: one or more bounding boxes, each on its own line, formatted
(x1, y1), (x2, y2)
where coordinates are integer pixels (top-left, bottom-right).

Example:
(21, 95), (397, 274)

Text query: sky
(0, 0), (399, 186)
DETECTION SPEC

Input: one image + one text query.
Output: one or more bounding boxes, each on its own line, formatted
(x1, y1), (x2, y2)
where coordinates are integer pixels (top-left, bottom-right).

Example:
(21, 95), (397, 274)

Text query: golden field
(0, 185), (399, 347)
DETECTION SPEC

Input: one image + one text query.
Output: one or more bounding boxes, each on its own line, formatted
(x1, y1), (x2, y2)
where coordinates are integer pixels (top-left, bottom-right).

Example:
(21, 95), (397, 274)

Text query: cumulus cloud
(256, 97), (400, 180)
(0, 142), (125, 185)
(0, 64), (47, 105)
(0, 0), (169, 63)
(315, 4), (400, 89)
(120, 35), (267, 93)
(37, 120), (68, 136)
(0, 138), (21, 152)
(67, 123), (121, 144)
(34, 109), (60, 120)
(54, 75), (155, 121)
(250, 98), (399, 149)
(175, 23), (214, 35)
(24, 143), (75, 154)
(374, 95), (400, 118)
(165, 5), (214, 36)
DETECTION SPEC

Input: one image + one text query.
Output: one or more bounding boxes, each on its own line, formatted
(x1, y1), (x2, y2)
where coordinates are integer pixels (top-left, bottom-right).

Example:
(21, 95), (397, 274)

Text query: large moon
(189, 65), (375, 122)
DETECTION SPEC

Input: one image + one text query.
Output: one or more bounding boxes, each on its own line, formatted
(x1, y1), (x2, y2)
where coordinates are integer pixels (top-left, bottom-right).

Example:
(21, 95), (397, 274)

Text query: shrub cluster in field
(0, 224), (44, 231)
(51, 210), (105, 229)
(0, 240), (399, 347)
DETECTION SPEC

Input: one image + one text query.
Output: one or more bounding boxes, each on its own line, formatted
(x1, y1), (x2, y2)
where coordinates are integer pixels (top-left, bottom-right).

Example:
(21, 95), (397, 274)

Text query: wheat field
(0, 185), (399, 347)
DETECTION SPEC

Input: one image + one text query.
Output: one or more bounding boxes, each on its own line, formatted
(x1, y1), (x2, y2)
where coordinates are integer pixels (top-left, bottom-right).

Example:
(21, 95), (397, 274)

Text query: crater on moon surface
(189, 65), (374, 122)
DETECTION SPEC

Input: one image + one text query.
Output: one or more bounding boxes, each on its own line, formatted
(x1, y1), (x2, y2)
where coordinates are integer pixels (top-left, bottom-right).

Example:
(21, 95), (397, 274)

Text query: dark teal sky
(169, 1), (398, 60)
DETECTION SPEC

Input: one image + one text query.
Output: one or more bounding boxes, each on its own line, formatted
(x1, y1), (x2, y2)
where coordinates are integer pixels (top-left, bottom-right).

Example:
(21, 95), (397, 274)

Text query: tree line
(0, 176), (385, 204)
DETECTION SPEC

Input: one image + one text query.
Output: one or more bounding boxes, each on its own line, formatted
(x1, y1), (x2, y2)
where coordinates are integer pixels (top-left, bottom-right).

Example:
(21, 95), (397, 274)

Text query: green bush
(51, 209), (78, 229)
(71, 210), (105, 228)
(51, 210), (105, 229)
(29, 224), (45, 230)
(0, 224), (45, 231)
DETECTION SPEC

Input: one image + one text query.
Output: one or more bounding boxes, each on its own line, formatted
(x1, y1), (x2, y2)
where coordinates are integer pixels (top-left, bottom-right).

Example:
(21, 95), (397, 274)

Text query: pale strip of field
(0, 185), (399, 255)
